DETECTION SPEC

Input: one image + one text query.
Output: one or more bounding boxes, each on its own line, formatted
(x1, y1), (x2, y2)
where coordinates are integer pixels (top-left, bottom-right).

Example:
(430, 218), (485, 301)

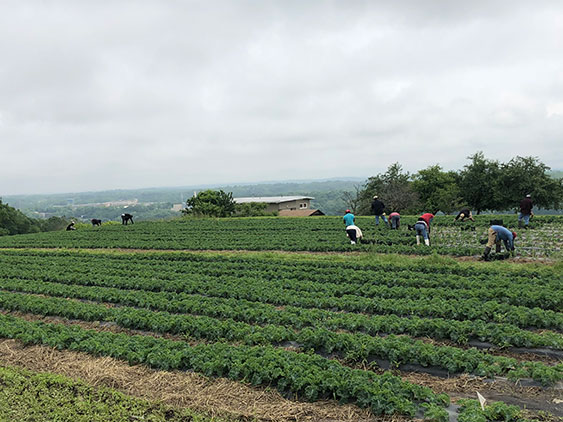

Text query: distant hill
(2, 179), (365, 219)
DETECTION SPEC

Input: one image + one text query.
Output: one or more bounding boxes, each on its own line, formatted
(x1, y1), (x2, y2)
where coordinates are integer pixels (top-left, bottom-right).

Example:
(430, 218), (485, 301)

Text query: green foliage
(0, 199), (42, 235)
(459, 152), (504, 214)
(234, 202), (277, 217)
(412, 165), (462, 214)
(498, 156), (563, 210)
(0, 312), (445, 416)
(457, 399), (530, 422)
(0, 365), (217, 421)
(183, 190), (236, 218)
(359, 163), (418, 214)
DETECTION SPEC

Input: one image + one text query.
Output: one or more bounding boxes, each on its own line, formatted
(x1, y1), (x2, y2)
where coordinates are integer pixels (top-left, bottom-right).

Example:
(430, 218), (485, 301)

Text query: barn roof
(233, 196), (314, 204)
(278, 209), (325, 217)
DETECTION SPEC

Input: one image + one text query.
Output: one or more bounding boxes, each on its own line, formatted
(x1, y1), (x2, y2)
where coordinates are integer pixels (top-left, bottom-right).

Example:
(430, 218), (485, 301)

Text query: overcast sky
(1, 1), (562, 195)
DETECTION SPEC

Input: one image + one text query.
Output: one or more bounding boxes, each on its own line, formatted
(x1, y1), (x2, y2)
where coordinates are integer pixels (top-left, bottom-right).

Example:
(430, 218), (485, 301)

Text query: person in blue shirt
(343, 209), (355, 227)
(343, 210), (362, 244)
(482, 225), (517, 260)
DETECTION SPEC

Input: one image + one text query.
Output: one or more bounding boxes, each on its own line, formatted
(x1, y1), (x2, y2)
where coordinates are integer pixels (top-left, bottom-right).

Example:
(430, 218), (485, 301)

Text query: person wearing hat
(66, 221), (76, 231)
(518, 194), (533, 229)
(370, 195), (388, 226)
(453, 207), (474, 222)
(482, 225), (516, 260)
(343, 209), (362, 244)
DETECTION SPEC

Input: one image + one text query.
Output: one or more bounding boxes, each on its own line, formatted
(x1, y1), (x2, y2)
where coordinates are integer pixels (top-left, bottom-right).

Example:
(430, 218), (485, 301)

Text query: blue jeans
(518, 213), (530, 225)
(414, 222), (428, 240)
(390, 216), (400, 229)
(375, 214), (388, 225)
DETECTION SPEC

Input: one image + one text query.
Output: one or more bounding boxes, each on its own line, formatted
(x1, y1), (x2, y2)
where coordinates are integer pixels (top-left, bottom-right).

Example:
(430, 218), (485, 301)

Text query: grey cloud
(1, 1), (562, 194)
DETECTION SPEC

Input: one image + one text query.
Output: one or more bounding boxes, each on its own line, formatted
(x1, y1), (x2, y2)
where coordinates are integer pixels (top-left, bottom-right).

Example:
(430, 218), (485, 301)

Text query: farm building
(233, 196), (315, 213)
(278, 209), (325, 217)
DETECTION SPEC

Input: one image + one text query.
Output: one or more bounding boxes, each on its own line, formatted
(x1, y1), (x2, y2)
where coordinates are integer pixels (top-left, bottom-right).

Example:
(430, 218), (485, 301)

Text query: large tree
(359, 163), (419, 214)
(412, 165), (462, 214)
(498, 156), (563, 210)
(459, 152), (503, 214)
(182, 190), (236, 218)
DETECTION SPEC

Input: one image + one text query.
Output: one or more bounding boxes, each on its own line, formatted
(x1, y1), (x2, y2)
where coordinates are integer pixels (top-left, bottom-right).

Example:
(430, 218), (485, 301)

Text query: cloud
(1, 1), (562, 194)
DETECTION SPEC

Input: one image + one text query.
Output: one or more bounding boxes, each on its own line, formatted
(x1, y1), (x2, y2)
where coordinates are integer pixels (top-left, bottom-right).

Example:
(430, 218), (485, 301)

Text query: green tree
(235, 202), (277, 217)
(182, 190), (236, 218)
(412, 165), (462, 214)
(0, 200), (41, 235)
(498, 156), (563, 210)
(359, 163), (419, 214)
(459, 152), (503, 214)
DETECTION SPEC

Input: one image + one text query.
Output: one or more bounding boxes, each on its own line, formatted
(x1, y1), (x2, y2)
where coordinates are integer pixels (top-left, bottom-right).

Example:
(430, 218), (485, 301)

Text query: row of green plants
(1, 277), (560, 350)
(0, 215), (560, 256)
(0, 312), (449, 417)
(0, 365), (216, 422)
(3, 248), (554, 289)
(6, 265), (560, 330)
(1, 252), (560, 311)
(1, 290), (561, 385)
(2, 262), (559, 313)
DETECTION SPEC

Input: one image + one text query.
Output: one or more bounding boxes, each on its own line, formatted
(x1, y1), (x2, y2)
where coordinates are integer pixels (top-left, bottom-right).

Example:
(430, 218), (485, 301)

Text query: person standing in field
(388, 211), (400, 229)
(343, 209), (362, 244)
(519, 194), (533, 229)
(482, 225), (517, 260)
(453, 208), (474, 222)
(371, 196), (388, 226)
(413, 213), (434, 246)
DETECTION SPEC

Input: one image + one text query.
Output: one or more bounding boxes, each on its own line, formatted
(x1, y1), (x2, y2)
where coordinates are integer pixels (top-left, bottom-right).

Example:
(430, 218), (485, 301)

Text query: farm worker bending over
(519, 194), (533, 229)
(345, 225), (363, 245)
(388, 212), (400, 229)
(371, 196), (388, 226)
(66, 221), (76, 231)
(343, 209), (362, 244)
(482, 225), (517, 260)
(414, 213), (434, 246)
(454, 208), (474, 222)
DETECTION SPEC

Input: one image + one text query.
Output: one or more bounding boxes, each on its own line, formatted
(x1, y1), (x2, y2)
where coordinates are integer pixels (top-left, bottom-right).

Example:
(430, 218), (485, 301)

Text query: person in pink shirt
(388, 212), (400, 229)
(413, 213), (434, 246)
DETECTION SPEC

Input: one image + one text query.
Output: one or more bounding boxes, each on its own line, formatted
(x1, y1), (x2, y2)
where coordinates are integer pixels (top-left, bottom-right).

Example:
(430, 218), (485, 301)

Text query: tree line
(0, 200), (69, 236)
(345, 152), (562, 215)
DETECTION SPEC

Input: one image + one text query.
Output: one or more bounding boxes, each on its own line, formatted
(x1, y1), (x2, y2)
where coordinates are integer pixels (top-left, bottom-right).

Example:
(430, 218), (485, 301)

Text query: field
(0, 215), (561, 258)
(0, 216), (561, 421)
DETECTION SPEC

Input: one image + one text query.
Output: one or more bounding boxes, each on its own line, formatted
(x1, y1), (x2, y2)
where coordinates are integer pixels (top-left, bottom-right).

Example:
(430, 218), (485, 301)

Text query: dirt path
(0, 246), (557, 265)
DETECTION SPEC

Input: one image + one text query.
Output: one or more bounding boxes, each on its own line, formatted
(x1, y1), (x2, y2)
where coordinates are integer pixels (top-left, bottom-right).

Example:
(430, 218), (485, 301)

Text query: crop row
(1, 252), (552, 292)
(3, 262), (560, 330)
(1, 254), (559, 311)
(1, 277), (560, 350)
(1, 247), (556, 283)
(0, 312), (449, 417)
(1, 290), (562, 385)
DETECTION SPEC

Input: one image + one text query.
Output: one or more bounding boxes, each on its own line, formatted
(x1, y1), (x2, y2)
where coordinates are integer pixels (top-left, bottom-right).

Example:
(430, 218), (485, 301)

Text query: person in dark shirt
(370, 196), (388, 226)
(454, 208), (474, 222)
(519, 194), (533, 228)
(66, 221), (76, 231)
